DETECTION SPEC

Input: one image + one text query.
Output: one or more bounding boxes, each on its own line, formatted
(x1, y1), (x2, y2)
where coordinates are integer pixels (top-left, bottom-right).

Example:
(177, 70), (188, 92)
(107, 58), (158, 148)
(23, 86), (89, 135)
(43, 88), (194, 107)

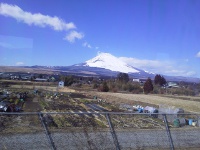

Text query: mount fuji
(84, 52), (140, 73)
(53, 52), (199, 82)
(70, 52), (155, 78)
(2, 52), (199, 82)
(25, 52), (152, 78)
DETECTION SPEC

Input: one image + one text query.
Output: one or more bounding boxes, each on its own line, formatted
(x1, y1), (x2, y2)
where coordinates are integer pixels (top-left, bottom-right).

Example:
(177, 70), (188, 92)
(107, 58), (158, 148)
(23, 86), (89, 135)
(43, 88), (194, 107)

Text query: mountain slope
(84, 52), (140, 73)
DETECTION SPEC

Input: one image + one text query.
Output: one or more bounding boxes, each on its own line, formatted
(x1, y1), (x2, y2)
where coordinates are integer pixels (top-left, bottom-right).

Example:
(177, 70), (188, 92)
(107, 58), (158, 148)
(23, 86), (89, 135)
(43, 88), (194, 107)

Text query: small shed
(58, 81), (64, 87)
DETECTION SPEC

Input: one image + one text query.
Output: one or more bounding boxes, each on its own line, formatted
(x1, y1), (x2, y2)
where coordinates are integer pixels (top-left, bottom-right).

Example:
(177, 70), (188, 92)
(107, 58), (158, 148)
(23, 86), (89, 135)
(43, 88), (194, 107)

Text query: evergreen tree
(154, 74), (161, 85)
(64, 75), (75, 86)
(160, 76), (167, 86)
(154, 74), (167, 86)
(117, 73), (129, 84)
(143, 78), (154, 94)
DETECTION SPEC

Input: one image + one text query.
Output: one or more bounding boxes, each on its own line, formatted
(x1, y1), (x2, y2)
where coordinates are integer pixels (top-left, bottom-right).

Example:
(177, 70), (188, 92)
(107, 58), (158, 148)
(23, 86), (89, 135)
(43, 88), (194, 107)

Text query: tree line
(60, 73), (197, 96)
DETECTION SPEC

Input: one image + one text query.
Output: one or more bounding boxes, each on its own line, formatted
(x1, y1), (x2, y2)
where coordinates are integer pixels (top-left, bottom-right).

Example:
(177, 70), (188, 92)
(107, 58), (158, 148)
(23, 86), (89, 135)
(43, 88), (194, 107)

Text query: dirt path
(23, 97), (42, 112)
(91, 92), (200, 113)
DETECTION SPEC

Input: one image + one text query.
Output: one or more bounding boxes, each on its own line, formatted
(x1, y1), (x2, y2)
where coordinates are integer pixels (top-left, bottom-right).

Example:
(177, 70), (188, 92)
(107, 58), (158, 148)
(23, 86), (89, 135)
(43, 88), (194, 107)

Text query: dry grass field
(0, 79), (75, 92)
(9, 84), (75, 92)
(0, 66), (58, 74)
(91, 92), (200, 113)
(2, 79), (200, 113)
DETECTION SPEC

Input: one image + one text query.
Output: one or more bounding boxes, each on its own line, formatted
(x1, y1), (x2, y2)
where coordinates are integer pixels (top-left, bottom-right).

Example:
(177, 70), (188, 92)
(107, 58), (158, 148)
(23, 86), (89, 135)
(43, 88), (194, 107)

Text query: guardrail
(0, 112), (200, 150)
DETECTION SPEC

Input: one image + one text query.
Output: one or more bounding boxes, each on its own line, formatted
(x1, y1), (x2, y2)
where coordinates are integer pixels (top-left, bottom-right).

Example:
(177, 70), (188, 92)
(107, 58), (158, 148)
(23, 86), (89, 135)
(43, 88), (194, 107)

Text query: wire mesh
(0, 112), (200, 150)
(45, 113), (115, 150)
(0, 114), (51, 150)
(169, 114), (200, 150)
(109, 114), (171, 150)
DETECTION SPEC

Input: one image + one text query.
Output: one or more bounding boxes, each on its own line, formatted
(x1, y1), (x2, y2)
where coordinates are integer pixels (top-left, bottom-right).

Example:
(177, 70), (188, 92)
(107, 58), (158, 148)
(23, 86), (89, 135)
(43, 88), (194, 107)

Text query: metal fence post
(162, 114), (174, 150)
(38, 112), (56, 150)
(106, 113), (121, 150)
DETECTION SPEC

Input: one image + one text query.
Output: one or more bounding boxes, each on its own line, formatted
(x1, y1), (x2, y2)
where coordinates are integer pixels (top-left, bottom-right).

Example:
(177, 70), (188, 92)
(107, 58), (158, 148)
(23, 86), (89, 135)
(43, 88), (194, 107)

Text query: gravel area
(1, 128), (200, 150)
(0, 132), (51, 150)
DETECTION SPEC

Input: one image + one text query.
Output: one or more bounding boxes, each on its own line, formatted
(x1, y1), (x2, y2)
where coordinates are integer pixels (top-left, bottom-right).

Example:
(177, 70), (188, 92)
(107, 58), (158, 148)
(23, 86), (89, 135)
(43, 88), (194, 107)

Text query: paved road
(1, 128), (200, 150)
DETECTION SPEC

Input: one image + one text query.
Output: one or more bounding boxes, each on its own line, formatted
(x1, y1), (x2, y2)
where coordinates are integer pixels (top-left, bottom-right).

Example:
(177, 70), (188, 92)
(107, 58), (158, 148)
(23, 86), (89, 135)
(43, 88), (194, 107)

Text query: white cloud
(0, 3), (76, 31)
(119, 57), (166, 68)
(64, 31), (84, 43)
(82, 42), (92, 48)
(196, 51), (200, 57)
(119, 57), (196, 77)
(185, 71), (196, 76)
(163, 69), (195, 76)
(0, 3), (87, 43)
(16, 62), (24, 65)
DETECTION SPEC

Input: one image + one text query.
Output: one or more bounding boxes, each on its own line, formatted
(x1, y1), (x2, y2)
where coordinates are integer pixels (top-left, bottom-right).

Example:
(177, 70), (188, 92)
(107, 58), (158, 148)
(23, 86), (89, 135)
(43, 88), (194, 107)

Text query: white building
(167, 82), (179, 88)
(132, 78), (140, 82)
(58, 81), (64, 87)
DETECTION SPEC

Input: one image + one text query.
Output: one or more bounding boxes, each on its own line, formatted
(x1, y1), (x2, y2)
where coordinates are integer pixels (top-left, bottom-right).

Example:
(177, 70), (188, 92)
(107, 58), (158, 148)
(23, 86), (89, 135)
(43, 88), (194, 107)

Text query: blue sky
(0, 0), (200, 77)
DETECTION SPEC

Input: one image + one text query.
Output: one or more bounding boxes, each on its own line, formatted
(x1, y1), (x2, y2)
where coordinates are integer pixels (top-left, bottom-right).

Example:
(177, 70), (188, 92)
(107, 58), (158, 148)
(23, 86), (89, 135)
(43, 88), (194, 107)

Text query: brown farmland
(90, 92), (200, 113)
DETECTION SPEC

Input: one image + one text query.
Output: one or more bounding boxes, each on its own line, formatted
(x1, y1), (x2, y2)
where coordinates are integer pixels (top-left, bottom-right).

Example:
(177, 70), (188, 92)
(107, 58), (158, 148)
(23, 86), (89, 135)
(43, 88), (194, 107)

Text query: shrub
(14, 99), (20, 105)
(167, 88), (195, 96)
(98, 81), (109, 92)
(102, 81), (109, 92)
(93, 83), (99, 89)
(153, 85), (166, 94)
(9, 99), (14, 103)
(112, 87), (118, 93)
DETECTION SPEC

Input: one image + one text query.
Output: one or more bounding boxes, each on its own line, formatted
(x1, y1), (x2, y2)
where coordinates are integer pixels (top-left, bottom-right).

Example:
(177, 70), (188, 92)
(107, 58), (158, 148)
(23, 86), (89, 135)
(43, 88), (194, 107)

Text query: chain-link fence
(0, 112), (200, 150)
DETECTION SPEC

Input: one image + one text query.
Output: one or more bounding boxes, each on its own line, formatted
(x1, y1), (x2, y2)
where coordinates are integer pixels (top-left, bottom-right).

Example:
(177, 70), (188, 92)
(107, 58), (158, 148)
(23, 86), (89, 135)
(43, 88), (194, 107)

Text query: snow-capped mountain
(6, 52), (199, 82)
(84, 52), (140, 73)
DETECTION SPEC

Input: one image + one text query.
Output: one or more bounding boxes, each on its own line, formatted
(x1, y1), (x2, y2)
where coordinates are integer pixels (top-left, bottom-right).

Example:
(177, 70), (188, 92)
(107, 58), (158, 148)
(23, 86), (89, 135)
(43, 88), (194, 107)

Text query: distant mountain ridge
(0, 52), (199, 83)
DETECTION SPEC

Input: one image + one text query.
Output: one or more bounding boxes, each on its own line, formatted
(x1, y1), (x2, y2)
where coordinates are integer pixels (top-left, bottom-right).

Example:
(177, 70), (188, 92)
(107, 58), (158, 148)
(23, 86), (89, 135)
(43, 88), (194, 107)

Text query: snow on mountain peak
(85, 52), (139, 73)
